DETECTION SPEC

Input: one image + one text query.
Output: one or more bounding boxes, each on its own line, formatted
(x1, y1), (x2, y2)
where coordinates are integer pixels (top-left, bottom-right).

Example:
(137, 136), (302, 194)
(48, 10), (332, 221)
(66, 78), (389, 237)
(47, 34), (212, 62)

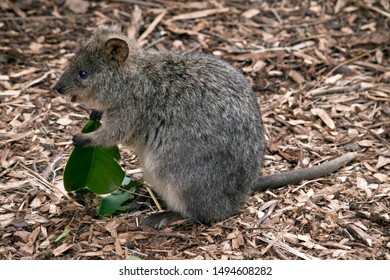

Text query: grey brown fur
(55, 25), (357, 229)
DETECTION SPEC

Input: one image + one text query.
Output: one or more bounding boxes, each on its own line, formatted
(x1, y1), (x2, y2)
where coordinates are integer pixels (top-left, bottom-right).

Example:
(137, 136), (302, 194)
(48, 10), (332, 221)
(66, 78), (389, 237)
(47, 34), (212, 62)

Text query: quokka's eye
(78, 70), (88, 79)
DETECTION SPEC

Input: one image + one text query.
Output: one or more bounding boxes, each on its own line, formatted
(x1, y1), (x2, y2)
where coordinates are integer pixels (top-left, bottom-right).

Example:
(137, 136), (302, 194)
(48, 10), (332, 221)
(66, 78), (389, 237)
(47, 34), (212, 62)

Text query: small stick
(0, 14), (94, 21)
(251, 41), (316, 54)
(202, 30), (242, 49)
(126, 230), (189, 240)
(260, 232), (283, 255)
(257, 233), (314, 260)
(340, 124), (390, 147)
(360, 3), (390, 18)
(323, 44), (384, 79)
(20, 164), (83, 207)
(257, 200), (278, 225)
(137, 10), (166, 43)
(308, 85), (360, 96)
(144, 184), (162, 211)
(41, 154), (62, 181)
(144, 37), (165, 49)
(114, 0), (162, 8)
(271, 8), (283, 24)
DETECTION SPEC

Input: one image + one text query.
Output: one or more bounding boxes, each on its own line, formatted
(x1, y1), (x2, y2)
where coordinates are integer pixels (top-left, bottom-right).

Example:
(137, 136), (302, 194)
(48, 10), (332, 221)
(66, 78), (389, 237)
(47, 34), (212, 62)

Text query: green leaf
(63, 120), (125, 194)
(97, 190), (135, 216)
(53, 227), (71, 243)
(96, 177), (140, 216)
(121, 176), (132, 186)
(127, 255), (142, 260)
(121, 176), (143, 190)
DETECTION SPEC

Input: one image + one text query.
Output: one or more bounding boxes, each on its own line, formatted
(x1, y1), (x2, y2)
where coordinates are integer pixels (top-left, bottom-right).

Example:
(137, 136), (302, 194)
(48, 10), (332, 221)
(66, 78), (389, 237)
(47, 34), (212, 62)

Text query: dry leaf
(27, 227), (41, 246)
(357, 140), (374, 147)
(169, 8), (229, 21)
(105, 219), (122, 237)
(138, 10), (166, 44)
(56, 117), (73, 126)
(53, 243), (74, 256)
(346, 224), (373, 247)
(29, 42), (43, 52)
(375, 49), (384, 64)
(10, 67), (40, 78)
(127, 5), (143, 38)
(65, 0), (89, 14)
(241, 9), (260, 18)
(373, 173), (389, 183)
(231, 232), (245, 249)
(115, 238), (124, 255)
(30, 195), (46, 208)
(311, 108), (336, 129)
(334, 0), (346, 14)
(350, 32), (390, 46)
(13, 231), (30, 243)
(380, 0), (390, 10)
(375, 156), (390, 169)
(252, 60), (267, 72)
(288, 70), (305, 85)
(0, 75), (9, 81)
(18, 244), (34, 255)
(0, 90), (21, 96)
(324, 74), (343, 84)
(357, 177), (372, 198)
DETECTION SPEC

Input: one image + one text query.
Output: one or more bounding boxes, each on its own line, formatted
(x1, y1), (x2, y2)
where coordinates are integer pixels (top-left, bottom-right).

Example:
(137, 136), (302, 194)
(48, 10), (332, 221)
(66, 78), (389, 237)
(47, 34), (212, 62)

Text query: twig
(271, 8), (283, 24)
(168, 8), (230, 22)
(282, 17), (336, 29)
(41, 154), (62, 181)
(144, 37), (165, 49)
(260, 232), (283, 255)
(114, 0), (162, 8)
(144, 183), (162, 211)
(291, 178), (324, 193)
(0, 130), (35, 143)
(308, 85), (361, 96)
(251, 41), (316, 54)
(20, 164), (83, 207)
(201, 30), (242, 49)
(367, 121), (390, 129)
(18, 70), (55, 91)
(127, 230), (189, 240)
(257, 200), (278, 225)
(0, 14), (94, 21)
(257, 233), (315, 260)
(137, 10), (166, 43)
(0, 99), (29, 108)
(359, 3), (390, 18)
(272, 246), (289, 260)
(0, 180), (31, 191)
(340, 124), (390, 148)
(323, 44), (385, 79)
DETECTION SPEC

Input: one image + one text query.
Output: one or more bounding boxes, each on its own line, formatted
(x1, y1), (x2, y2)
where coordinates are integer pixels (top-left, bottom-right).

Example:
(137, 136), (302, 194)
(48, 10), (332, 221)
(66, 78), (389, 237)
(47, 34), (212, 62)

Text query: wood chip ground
(0, 0), (389, 260)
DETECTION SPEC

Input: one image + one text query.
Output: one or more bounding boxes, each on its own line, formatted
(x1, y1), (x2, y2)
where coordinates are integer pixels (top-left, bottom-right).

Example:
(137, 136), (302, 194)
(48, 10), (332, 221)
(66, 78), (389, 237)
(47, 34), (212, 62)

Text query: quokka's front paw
(72, 133), (92, 147)
(89, 110), (103, 121)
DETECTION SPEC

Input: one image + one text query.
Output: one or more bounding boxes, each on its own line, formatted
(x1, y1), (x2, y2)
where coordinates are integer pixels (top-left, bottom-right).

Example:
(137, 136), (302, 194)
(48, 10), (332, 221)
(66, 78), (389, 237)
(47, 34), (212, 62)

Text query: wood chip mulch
(0, 0), (389, 260)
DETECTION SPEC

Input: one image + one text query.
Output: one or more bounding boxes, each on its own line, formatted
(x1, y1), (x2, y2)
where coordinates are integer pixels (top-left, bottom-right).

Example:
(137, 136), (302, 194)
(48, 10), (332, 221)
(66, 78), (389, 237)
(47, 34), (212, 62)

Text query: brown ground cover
(0, 0), (389, 259)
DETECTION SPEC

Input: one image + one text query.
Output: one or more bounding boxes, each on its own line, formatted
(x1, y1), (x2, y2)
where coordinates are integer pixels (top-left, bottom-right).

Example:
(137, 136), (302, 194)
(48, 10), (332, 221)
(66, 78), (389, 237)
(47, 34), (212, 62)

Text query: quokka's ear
(104, 38), (129, 64)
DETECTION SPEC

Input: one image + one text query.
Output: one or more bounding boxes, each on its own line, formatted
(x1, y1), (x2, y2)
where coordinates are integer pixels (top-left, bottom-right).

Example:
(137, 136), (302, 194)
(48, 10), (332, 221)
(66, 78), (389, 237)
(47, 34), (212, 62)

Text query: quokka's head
(54, 24), (139, 110)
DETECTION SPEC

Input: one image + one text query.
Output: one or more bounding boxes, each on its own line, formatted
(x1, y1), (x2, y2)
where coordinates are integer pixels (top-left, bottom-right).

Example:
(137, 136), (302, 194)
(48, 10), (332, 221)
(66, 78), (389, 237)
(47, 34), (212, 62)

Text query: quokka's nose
(55, 84), (64, 94)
